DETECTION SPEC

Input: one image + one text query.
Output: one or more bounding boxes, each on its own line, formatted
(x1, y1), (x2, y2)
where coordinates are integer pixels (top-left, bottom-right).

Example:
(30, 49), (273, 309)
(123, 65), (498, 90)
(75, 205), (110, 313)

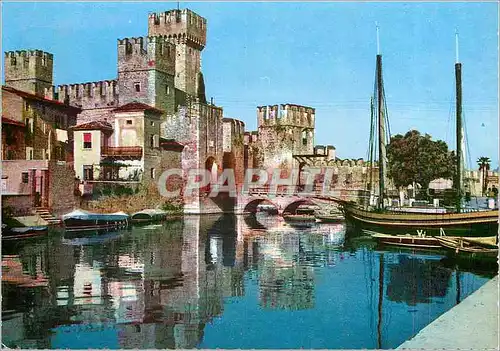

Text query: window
(134, 82), (141, 92)
(159, 44), (163, 55)
(331, 173), (339, 186)
(26, 147), (34, 160)
(150, 168), (156, 179)
(23, 58), (29, 68)
(22, 172), (29, 184)
(10, 57), (16, 66)
(25, 101), (29, 111)
(150, 121), (155, 127)
(166, 85), (170, 95)
(150, 135), (155, 148)
(302, 130), (308, 146)
(83, 133), (92, 149)
(42, 56), (46, 66)
(345, 173), (353, 185)
(83, 165), (94, 181)
(126, 120), (133, 125)
(26, 118), (34, 133)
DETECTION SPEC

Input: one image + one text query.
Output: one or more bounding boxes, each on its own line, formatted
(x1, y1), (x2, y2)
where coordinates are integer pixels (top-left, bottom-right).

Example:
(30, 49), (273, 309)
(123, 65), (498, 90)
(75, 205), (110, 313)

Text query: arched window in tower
(302, 130), (307, 146)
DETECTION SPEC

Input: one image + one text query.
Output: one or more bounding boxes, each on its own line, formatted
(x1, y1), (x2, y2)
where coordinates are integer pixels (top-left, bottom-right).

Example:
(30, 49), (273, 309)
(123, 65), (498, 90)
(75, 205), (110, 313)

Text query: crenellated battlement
(223, 118), (245, 136)
(4, 49), (54, 96)
(117, 35), (176, 75)
(148, 8), (206, 50)
(257, 103), (315, 129)
(244, 131), (259, 145)
(46, 79), (119, 109)
(5, 50), (53, 60)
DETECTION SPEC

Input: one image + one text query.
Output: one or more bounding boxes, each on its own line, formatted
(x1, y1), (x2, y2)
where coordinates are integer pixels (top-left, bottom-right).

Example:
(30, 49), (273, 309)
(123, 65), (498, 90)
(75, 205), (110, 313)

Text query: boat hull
(436, 236), (498, 261)
(63, 219), (128, 233)
(315, 215), (345, 223)
(341, 204), (498, 237)
(284, 215), (316, 228)
(366, 231), (443, 249)
(2, 226), (48, 240)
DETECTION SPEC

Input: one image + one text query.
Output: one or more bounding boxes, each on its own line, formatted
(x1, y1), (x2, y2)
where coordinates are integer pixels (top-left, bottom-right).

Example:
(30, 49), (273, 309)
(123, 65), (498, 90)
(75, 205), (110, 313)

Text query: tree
(477, 156), (491, 196)
(387, 130), (456, 198)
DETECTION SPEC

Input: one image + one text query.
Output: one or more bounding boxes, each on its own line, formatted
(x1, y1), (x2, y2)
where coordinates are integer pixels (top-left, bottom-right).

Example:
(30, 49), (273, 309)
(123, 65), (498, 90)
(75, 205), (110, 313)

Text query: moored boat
(315, 214), (345, 223)
(363, 229), (442, 249)
(436, 236), (498, 260)
(283, 214), (316, 228)
(2, 225), (48, 240)
(338, 31), (498, 237)
(62, 209), (129, 232)
(131, 209), (168, 224)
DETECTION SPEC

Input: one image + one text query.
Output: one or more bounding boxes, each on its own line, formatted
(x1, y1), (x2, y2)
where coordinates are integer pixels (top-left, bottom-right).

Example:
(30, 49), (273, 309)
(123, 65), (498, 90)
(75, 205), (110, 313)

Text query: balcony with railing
(101, 146), (143, 159)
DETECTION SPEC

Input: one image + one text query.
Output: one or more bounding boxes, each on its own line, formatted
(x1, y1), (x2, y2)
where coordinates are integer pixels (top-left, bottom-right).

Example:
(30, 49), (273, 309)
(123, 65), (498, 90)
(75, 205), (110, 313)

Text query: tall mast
(454, 31), (463, 212)
(376, 24), (387, 209)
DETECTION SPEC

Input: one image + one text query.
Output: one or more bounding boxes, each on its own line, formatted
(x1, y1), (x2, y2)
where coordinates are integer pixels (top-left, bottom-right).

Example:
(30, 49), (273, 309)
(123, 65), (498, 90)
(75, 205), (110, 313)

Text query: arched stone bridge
(234, 187), (365, 215)
(184, 186), (366, 215)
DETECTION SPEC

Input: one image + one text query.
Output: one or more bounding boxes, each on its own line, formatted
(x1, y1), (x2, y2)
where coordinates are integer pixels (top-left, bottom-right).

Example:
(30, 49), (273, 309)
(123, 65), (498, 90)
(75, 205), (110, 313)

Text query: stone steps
(33, 208), (61, 225)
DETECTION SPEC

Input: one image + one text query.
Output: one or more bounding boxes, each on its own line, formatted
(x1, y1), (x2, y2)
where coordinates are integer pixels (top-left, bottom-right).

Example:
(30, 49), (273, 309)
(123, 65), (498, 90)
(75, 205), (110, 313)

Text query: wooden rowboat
(363, 230), (442, 249)
(435, 236), (498, 259)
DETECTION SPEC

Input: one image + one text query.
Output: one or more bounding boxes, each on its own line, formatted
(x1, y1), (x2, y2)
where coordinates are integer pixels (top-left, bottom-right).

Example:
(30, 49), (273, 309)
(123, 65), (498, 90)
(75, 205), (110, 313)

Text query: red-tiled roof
(72, 120), (113, 132)
(2, 86), (81, 113)
(112, 102), (164, 114)
(1, 116), (25, 127)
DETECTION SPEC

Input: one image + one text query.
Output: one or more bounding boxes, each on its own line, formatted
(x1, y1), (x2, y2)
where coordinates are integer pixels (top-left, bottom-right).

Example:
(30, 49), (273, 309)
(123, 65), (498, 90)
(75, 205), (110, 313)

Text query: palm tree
(477, 156), (491, 196)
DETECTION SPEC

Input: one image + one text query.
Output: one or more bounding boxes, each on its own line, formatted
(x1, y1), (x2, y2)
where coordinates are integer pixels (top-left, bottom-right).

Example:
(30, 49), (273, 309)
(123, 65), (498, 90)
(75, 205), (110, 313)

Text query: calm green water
(1, 214), (495, 349)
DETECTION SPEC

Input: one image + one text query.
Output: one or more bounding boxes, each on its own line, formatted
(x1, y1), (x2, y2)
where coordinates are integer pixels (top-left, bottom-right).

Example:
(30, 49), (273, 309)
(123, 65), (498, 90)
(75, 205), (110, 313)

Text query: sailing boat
(338, 30), (498, 237)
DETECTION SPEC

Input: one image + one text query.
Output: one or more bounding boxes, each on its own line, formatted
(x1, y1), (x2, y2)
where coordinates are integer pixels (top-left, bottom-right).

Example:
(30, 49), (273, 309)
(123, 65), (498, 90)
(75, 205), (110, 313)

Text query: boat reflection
(1, 215), (495, 349)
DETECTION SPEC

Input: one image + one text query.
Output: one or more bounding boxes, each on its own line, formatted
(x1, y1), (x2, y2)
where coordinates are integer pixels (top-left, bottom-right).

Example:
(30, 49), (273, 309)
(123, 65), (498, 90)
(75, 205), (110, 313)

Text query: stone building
(37, 8), (235, 212)
(251, 104), (315, 173)
(71, 102), (184, 194)
(2, 54), (81, 216)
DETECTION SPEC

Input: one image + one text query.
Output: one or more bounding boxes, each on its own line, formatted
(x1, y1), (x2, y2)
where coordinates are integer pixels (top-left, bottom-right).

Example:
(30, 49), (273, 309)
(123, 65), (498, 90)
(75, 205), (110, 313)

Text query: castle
(7, 7), (480, 217)
(2, 8), (330, 215)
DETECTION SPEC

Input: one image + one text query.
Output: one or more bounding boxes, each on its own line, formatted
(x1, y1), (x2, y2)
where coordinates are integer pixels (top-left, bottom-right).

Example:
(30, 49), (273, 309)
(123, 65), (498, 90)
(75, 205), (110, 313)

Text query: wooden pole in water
(377, 253), (384, 349)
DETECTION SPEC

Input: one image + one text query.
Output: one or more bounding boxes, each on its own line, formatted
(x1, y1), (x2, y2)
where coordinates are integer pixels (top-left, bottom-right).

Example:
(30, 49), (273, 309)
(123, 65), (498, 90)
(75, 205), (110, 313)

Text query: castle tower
(4, 50), (53, 96)
(148, 9), (207, 96)
(117, 36), (176, 114)
(257, 104), (316, 170)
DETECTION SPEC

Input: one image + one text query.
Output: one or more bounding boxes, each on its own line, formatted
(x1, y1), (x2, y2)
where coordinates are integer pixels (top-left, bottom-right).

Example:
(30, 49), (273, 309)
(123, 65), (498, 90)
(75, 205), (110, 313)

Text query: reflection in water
(386, 255), (452, 305)
(1, 214), (494, 349)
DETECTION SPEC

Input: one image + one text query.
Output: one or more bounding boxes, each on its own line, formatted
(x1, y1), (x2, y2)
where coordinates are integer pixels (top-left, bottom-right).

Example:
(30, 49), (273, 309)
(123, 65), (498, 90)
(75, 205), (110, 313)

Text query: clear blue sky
(2, 1), (498, 168)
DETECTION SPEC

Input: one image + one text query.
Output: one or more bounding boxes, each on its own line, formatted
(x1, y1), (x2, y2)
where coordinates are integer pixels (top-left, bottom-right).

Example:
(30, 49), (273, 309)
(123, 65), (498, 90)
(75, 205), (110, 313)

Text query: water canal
(1, 214), (496, 349)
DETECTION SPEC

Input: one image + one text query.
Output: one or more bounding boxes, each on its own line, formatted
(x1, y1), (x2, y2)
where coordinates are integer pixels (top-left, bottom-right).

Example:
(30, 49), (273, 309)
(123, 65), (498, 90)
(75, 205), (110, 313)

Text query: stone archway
(205, 156), (218, 192)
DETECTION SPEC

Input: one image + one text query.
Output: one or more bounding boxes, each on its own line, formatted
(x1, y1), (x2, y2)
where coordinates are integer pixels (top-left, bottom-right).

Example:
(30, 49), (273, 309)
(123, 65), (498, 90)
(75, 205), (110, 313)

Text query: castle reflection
(1, 214), (493, 349)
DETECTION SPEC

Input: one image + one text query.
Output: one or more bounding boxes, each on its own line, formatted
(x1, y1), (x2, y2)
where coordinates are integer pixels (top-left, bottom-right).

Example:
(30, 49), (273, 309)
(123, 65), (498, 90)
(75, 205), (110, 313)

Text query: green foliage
(197, 72), (207, 104)
(477, 156), (491, 195)
(387, 130), (456, 193)
(161, 202), (183, 213)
